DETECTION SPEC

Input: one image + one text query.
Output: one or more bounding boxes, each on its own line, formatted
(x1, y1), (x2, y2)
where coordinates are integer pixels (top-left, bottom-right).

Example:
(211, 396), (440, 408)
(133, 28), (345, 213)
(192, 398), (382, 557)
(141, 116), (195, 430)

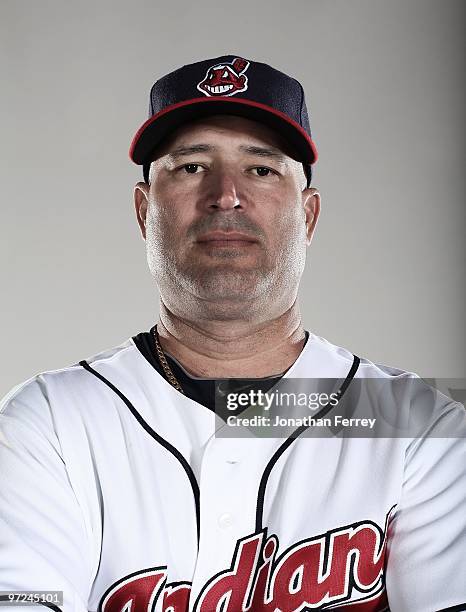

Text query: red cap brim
(129, 97), (318, 166)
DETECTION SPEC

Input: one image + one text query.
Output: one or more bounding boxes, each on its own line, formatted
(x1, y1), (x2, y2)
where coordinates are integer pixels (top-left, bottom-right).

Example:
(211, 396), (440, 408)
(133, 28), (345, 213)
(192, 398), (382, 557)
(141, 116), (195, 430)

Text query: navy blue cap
(129, 55), (318, 185)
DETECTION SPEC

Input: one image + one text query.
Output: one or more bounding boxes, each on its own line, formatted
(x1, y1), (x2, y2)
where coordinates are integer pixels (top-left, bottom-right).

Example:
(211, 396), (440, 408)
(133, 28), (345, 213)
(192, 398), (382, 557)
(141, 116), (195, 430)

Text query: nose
(207, 169), (242, 211)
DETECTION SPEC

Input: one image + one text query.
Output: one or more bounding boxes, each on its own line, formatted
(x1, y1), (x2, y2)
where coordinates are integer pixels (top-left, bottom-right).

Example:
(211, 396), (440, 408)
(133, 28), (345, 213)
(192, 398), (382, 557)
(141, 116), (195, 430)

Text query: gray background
(1, 0), (464, 397)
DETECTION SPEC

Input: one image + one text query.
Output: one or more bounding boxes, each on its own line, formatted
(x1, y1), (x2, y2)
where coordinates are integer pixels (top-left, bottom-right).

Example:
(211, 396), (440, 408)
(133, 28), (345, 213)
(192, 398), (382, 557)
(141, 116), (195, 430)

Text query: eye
(250, 167), (277, 178)
(179, 163), (203, 174)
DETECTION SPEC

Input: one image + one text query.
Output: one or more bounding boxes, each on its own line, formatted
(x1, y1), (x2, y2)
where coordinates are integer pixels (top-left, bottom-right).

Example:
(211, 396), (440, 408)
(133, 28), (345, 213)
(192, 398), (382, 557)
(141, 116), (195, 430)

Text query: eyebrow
(238, 145), (287, 163)
(166, 143), (288, 163)
(167, 144), (212, 160)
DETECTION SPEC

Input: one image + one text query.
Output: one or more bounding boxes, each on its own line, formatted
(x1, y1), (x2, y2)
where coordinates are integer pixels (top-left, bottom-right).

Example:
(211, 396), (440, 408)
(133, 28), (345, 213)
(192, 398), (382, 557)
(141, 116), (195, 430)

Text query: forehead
(152, 115), (300, 160)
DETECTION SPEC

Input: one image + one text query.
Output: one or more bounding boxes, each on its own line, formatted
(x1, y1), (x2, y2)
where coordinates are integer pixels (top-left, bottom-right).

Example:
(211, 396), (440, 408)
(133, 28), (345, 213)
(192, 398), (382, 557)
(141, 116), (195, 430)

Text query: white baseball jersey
(0, 331), (465, 612)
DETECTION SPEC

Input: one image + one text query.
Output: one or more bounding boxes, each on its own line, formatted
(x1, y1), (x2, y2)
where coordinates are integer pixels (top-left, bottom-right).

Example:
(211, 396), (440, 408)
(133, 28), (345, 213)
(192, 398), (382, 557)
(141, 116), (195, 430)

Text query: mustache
(187, 216), (265, 242)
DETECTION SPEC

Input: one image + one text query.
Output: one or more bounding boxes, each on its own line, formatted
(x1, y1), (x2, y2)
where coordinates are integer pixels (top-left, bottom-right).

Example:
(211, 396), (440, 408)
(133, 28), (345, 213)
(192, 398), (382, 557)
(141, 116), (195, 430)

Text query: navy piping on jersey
(255, 353), (361, 532)
(79, 359), (201, 546)
(132, 328), (311, 413)
(80, 334), (359, 553)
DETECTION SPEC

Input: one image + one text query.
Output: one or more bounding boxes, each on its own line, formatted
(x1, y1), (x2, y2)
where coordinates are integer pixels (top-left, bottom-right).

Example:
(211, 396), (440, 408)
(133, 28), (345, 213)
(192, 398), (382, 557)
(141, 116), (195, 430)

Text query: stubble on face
(145, 199), (307, 322)
(144, 116), (308, 320)
(151, 211), (271, 299)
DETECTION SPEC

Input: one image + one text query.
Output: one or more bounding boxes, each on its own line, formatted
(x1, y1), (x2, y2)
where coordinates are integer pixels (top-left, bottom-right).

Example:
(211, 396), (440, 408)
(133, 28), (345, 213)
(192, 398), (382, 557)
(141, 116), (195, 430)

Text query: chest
(71, 410), (401, 611)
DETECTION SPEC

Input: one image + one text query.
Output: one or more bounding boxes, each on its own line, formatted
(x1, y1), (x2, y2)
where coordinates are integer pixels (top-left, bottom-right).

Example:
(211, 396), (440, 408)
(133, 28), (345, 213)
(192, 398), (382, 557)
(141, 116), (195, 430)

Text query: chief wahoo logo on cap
(197, 57), (250, 97)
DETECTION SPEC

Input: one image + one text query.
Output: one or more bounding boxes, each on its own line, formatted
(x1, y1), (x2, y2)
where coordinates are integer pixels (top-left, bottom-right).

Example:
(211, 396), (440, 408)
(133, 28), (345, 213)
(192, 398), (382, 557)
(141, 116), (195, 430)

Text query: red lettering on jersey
(162, 583), (191, 611)
(99, 568), (166, 612)
(99, 509), (394, 611)
(265, 535), (342, 609)
(260, 521), (387, 609)
(196, 532), (264, 611)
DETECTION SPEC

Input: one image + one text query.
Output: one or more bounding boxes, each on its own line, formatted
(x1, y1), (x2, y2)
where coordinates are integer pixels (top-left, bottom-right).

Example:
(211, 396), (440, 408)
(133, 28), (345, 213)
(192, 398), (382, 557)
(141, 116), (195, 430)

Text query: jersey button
(218, 513), (234, 529)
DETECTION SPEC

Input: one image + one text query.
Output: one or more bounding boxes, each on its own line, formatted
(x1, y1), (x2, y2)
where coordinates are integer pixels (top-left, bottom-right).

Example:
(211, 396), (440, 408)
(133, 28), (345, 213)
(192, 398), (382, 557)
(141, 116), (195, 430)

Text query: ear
(302, 187), (321, 245)
(134, 182), (150, 240)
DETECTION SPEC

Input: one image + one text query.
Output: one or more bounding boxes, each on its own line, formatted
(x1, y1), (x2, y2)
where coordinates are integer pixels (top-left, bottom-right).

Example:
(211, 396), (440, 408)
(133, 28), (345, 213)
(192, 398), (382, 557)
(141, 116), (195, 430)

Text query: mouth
(196, 231), (259, 248)
(204, 84), (234, 94)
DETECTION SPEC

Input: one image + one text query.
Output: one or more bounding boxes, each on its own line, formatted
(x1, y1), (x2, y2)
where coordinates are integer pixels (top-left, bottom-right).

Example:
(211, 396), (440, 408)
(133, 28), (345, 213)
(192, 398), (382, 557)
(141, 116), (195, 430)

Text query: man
(0, 55), (465, 612)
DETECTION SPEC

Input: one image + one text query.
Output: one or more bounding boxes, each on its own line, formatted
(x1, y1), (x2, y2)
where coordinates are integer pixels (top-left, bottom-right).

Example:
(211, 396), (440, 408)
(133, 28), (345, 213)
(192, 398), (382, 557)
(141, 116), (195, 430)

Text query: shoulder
(308, 332), (465, 437)
(0, 337), (144, 426)
(307, 331), (417, 379)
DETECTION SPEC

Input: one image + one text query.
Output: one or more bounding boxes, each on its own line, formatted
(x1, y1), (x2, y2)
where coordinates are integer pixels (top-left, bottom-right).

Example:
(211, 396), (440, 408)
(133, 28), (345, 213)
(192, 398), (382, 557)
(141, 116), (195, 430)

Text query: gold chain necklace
(152, 326), (291, 397)
(151, 326), (185, 394)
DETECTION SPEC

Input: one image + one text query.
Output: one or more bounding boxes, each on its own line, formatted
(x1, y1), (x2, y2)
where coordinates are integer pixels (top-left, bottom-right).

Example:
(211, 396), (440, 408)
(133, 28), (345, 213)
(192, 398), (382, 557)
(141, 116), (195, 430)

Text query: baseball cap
(129, 54), (318, 186)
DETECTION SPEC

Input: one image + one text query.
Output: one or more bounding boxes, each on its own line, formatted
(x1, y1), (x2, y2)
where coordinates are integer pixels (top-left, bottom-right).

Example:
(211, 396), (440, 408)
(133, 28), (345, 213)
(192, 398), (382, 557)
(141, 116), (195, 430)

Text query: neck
(156, 300), (307, 378)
